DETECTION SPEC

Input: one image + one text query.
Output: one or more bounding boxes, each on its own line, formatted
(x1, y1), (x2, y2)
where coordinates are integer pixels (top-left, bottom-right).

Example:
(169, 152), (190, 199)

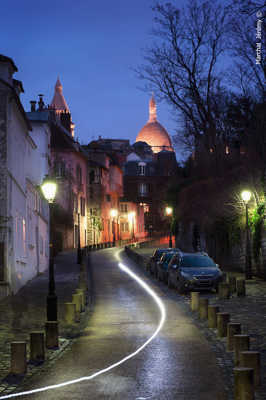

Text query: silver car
(167, 252), (223, 293)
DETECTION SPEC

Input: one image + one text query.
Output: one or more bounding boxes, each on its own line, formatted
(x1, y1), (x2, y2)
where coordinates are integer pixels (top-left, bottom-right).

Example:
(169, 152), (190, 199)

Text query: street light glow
(165, 206), (173, 216)
(41, 176), (57, 203)
(241, 190), (252, 203)
(0, 255), (166, 399)
(128, 211), (135, 221)
(110, 208), (118, 218)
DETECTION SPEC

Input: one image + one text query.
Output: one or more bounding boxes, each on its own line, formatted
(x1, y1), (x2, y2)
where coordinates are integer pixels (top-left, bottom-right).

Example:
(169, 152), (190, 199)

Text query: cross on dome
(148, 93), (157, 122)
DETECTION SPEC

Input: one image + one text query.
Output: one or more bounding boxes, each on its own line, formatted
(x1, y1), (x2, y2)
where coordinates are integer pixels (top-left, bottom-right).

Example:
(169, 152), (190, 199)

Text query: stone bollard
(75, 289), (85, 311)
(72, 293), (81, 321)
(10, 341), (27, 375)
(227, 275), (237, 294)
(239, 351), (261, 387)
(72, 293), (82, 313)
(45, 321), (59, 349)
(234, 367), (254, 400)
(236, 279), (246, 297)
(217, 312), (230, 337)
(63, 302), (76, 324)
(227, 323), (241, 351)
(218, 282), (230, 299)
(208, 305), (220, 328)
(199, 298), (209, 320)
(30, 332), (45, 364)
(191, 292), (200, 311)
(234, 335), (250, 366)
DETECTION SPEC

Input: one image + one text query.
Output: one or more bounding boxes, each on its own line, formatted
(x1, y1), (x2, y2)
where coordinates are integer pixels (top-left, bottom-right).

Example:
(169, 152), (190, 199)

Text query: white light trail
(0, 260), (166, 399)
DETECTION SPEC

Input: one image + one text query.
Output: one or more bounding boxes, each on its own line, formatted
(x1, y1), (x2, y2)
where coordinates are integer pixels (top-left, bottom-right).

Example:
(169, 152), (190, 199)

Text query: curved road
(16, 248), (227, 399)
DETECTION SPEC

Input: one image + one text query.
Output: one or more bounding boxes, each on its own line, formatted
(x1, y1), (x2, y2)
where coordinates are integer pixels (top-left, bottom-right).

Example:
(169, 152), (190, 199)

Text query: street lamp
(241, 190), (252, 280)
(128, 211), (136, 241)
(165, 206), (173, 248)
(110, 209), (118, 246)
(41, 175), (58, 321)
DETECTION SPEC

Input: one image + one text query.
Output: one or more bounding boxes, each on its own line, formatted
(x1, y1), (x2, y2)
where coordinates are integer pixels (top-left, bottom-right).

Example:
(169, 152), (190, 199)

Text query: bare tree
(136, 0), (232, 162)
(227, 0), (265, 99)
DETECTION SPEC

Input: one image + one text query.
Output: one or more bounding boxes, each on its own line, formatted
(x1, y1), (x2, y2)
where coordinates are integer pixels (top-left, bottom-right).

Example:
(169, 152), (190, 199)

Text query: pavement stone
(129, 245), (266, 400)
(0, 250), (91, 396)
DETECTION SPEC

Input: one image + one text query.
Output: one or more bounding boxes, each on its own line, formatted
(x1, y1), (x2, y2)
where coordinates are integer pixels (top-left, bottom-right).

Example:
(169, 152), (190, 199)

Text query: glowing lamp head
(165, 206), (173, 216)
(41, 176), (57, 203)
(241, 190), (252, 203)
(110, 209), (118, 218)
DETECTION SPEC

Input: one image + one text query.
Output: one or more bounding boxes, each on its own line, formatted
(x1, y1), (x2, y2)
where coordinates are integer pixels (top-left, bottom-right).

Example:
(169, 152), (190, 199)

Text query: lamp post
(165, 206), (173, 248)
(110, 209), (118, 247)
(241, 190), (252, 280)
(128, 211), (136, 241)
(41, 175), (58, 321)
(77, 212), (82, 264)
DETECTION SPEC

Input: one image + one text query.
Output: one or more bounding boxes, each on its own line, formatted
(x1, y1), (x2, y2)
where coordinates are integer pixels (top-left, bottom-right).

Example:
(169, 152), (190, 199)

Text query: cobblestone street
(0, 251), (91, 396)
(130, 245), (266, 400)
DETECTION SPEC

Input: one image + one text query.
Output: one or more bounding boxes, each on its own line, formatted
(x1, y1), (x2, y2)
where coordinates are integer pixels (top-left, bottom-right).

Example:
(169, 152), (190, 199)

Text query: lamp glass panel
(241, 190), (251, 202)
(41, 182), (57, 203)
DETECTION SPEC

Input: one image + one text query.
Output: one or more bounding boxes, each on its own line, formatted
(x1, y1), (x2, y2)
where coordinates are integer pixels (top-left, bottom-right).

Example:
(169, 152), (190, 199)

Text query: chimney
(30, 100), (37, 112)
(38, 94), (45, 111)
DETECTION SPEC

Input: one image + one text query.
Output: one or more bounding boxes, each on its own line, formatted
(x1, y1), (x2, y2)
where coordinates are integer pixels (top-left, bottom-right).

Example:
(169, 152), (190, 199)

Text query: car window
(180, 256), (216, 268)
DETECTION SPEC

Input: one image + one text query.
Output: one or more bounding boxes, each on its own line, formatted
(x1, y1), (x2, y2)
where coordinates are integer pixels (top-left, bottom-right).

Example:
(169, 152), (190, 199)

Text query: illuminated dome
(136, 96), (173, 153)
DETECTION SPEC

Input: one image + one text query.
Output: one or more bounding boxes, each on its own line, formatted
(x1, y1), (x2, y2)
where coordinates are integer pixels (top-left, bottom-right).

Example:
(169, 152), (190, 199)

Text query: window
(120, 203), (128, 213)
(55, 161), (65, 177)
(139, 183), (148, 197)
(137, 162), (146, 176)
(76, 164), (82, 185)
(80, 197), (86, 216)
(39, 235), (43, 255)
(121, 222), (129, 232)
(74, 194), (78, 213)
(22, 218), (26, 256)
(89, 168), (100, 184)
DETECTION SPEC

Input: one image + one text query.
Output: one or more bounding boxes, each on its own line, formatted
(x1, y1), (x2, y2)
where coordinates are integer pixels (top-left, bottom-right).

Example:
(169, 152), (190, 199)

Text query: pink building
(49, 79), (87, 251)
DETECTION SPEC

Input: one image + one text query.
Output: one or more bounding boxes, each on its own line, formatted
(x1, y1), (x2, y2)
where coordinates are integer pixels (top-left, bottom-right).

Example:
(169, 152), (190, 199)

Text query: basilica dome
(136, 96), (173, 153)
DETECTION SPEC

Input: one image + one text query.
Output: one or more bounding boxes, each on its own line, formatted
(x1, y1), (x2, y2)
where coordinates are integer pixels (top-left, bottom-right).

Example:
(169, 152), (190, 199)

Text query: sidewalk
(128, 245), (266, 400)
(0, 250), (91, 396)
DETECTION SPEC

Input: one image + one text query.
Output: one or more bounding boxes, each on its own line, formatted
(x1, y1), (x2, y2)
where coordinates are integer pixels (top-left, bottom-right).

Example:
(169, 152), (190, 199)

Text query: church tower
(50, 78), (75, 137)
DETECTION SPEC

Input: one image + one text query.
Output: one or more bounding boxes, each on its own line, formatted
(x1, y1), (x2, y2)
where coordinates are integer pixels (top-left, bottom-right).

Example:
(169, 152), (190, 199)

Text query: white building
(0, 55), (50, 298)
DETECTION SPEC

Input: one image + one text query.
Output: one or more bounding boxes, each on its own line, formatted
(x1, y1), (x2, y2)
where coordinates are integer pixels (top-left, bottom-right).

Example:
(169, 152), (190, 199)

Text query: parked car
(167, 251), (223, 293)
(147, 248), (174, 277)
(157, 250), (180, 283)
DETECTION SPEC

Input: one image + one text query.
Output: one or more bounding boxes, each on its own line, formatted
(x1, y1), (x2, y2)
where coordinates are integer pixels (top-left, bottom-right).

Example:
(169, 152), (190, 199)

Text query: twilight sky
(2, 0), (188, 160)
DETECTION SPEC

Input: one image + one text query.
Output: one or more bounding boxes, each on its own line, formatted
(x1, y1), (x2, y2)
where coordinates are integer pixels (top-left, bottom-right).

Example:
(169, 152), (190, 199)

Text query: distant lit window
(121, 222), (129, 232)
(137, 162), (146, 176)
(74, 194), (78, 213)
(120, 203), (128, 213)
(139, 183), (148, 197)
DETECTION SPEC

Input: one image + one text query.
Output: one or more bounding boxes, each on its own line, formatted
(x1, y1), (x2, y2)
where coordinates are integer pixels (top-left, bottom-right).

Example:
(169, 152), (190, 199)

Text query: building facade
(0, 55), (49, 297)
